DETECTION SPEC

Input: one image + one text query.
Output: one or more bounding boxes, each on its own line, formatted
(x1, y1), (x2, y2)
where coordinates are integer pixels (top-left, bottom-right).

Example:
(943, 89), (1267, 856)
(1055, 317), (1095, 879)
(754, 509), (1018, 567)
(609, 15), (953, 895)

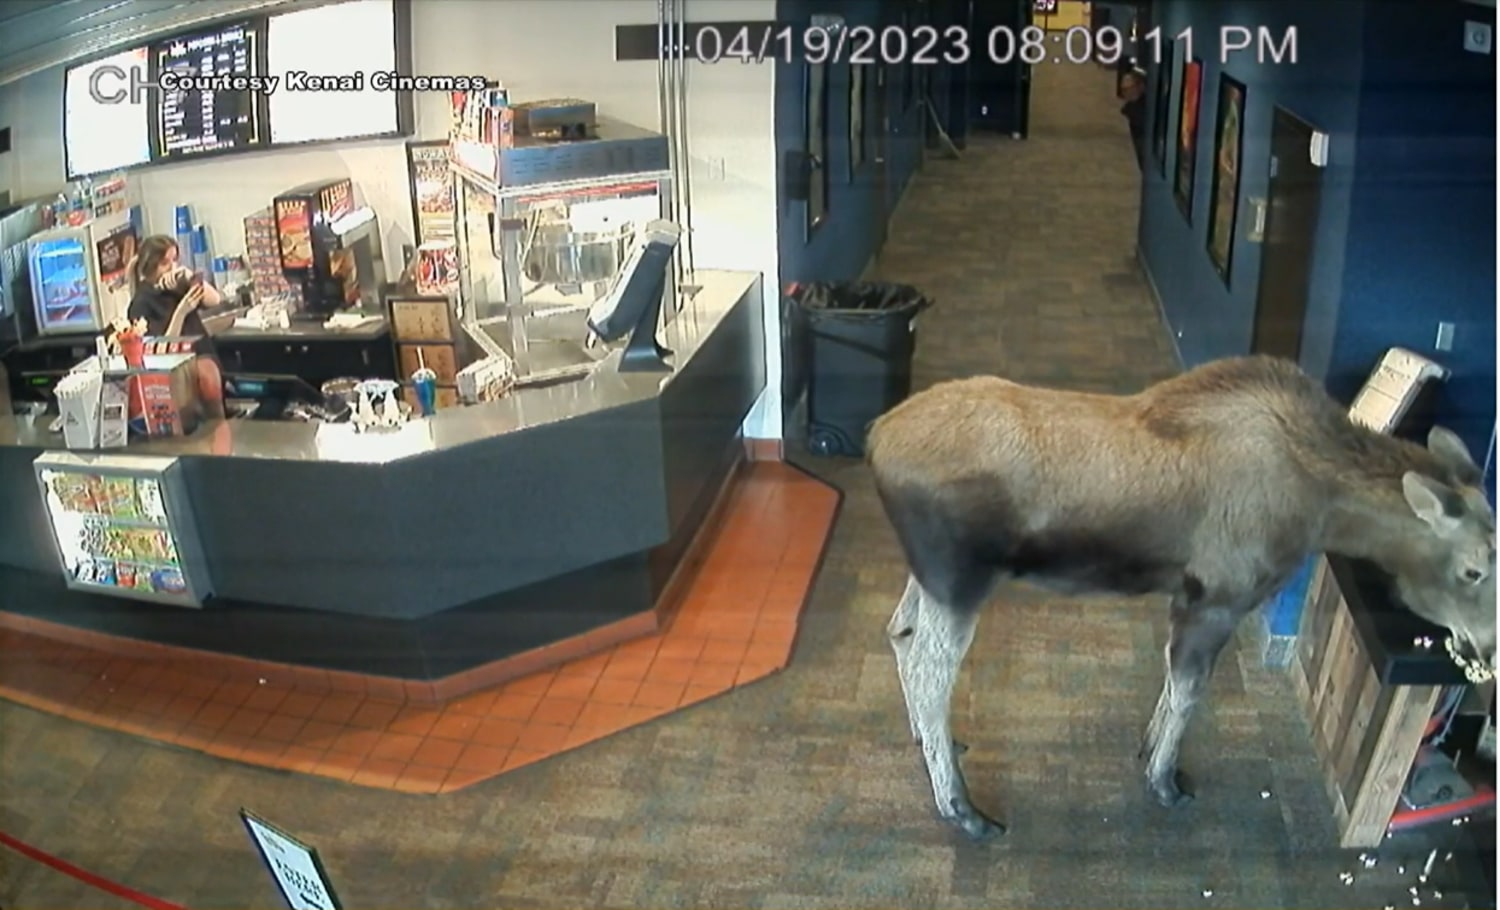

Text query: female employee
(126, 234), (226, 417)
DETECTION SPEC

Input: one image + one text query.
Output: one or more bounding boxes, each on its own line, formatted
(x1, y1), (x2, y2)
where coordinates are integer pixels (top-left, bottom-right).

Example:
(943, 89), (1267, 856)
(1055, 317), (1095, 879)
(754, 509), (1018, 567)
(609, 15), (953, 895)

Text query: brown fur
(867, 354), (1495, 839)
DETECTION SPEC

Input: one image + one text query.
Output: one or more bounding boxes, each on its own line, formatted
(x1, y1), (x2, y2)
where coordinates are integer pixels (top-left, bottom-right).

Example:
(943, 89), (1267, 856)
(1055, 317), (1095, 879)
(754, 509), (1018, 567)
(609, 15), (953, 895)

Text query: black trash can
(786, 281), (933, 457)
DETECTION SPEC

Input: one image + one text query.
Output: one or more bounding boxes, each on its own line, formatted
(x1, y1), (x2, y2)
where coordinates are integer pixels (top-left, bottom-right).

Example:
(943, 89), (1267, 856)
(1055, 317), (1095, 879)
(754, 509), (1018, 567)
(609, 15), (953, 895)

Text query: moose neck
(1314, 426), (1448, 572)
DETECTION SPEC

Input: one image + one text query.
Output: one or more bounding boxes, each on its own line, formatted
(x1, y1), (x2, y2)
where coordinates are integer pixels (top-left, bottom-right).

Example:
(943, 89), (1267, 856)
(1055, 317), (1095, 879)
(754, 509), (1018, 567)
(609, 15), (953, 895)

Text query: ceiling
(0, 0), (303, 86)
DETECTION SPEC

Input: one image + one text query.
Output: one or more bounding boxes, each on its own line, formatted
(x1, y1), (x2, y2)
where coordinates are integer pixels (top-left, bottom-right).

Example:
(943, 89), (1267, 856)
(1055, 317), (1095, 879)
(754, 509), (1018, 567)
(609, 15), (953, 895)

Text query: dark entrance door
(967, 0), (1031, 137)
(871, 60), (890, 255)
(1250, 108), (1323, 361)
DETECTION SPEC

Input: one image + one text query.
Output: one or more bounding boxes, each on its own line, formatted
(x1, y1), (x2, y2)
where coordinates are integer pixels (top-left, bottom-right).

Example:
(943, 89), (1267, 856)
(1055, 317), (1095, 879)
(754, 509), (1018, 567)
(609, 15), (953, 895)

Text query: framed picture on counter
(1206, 73), (1246, 285)
(406, 140), (455, 247)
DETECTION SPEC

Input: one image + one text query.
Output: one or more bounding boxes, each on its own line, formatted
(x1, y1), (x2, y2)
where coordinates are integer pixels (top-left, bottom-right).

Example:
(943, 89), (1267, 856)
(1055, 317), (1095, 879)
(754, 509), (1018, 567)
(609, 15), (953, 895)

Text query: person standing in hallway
(1118, 70), (1147, 171)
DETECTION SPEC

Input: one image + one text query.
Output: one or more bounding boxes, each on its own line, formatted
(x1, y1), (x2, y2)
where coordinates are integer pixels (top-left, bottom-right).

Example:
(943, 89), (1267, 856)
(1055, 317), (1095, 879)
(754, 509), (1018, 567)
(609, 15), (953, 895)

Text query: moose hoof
(943, 797), (1006, 842)
(1148, 771), (1195, 808)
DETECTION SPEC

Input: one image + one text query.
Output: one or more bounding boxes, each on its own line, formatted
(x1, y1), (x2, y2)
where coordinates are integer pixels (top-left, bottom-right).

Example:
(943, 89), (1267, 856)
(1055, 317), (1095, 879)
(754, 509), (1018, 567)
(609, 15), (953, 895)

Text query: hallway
(0, 64), (1479, 909)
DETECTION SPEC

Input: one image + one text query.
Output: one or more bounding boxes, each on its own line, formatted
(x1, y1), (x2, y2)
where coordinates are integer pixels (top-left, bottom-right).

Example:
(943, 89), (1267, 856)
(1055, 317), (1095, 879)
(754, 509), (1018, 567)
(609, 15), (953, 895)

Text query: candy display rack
(33, 451), (213, 607)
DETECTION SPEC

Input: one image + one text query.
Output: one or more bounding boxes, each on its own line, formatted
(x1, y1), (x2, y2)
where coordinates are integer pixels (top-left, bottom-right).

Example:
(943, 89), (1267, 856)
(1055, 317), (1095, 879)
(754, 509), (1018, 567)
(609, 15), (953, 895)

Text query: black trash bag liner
(790, 281), (934, 318)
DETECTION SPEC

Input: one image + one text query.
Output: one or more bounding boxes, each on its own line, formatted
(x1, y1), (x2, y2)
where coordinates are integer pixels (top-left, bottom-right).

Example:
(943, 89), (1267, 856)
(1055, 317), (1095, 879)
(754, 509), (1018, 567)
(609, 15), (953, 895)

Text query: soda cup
(412, 368), (438, 416)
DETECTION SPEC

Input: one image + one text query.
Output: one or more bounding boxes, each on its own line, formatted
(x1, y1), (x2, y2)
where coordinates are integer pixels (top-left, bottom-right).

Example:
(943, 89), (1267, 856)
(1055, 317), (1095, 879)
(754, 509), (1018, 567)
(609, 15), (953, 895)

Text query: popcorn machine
(448, 92), (687, 382)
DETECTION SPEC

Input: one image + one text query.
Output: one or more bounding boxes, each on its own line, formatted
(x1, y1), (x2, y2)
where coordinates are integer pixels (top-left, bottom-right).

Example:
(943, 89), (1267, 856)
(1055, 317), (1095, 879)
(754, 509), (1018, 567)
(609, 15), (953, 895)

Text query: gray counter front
(0, 270), (766, 680)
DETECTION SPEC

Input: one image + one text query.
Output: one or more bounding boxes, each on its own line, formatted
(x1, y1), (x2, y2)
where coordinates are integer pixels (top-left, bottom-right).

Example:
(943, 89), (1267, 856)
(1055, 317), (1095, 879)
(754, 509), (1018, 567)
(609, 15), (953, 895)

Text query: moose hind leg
(889, 576), (974, 754)
(887, 576), (923, 742)
(1143, 602), (1240, 807)
(903, 584), (1004, 841)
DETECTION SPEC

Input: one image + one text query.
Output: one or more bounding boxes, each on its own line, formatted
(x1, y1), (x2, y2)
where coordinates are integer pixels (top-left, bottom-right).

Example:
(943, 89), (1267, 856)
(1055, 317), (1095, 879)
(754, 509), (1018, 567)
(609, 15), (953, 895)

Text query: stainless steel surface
(673, 0), (697, 284)
(0, 269), (758, 464)
(454, 120), (671, 190)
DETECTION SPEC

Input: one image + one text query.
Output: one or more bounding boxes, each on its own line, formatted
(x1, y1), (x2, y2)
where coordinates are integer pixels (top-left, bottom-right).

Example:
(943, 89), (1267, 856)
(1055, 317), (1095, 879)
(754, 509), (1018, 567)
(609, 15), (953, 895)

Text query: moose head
(1397, 427), (1497, 677)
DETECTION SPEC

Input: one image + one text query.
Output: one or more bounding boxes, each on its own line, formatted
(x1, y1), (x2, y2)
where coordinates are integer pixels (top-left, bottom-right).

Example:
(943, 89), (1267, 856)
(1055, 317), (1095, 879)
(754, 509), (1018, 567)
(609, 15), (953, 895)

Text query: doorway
(1250, 107), (1323, 361)
(967, 0), (1032, 138)
(870, 62), (890, 256)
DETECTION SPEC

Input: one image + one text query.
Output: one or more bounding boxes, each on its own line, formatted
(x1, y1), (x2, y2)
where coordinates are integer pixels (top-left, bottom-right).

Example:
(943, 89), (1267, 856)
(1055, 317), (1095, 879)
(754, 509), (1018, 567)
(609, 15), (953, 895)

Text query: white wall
(0, 0), (784, 438)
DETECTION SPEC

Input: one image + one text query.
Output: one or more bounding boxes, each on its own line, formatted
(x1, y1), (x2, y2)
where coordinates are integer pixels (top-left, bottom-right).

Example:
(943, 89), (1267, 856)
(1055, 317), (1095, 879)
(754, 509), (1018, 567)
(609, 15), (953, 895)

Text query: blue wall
(1137, 1), (1366, 379)
(774, 0), (929, 286)
(1330, 0), (1497, 462)
(1140, 0), (1496, 465)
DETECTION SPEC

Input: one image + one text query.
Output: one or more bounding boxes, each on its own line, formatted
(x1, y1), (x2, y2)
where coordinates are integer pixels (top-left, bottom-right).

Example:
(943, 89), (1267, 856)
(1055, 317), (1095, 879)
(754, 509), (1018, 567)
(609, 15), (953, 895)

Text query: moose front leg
(1142, 602), (1240, 808)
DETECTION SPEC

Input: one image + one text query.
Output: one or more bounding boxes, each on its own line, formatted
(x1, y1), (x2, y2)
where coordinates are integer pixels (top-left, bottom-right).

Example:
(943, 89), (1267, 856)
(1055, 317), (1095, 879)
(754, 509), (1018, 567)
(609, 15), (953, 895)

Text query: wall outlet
(1464, 20), (1492, 54)
(1436, 321), (1456, 352)
(707, 156), (726, 181)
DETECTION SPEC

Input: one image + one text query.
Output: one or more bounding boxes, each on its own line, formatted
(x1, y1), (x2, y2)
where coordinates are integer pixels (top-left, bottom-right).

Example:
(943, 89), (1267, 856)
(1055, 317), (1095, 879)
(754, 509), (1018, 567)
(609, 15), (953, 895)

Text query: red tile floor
(0, 461), (840, 795)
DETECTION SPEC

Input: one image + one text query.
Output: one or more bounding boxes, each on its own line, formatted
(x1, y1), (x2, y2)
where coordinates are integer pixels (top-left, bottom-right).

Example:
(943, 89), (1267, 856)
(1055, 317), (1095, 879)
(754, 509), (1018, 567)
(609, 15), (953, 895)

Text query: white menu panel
(64, 48), (153, 178)
(267, 0), (399, 145)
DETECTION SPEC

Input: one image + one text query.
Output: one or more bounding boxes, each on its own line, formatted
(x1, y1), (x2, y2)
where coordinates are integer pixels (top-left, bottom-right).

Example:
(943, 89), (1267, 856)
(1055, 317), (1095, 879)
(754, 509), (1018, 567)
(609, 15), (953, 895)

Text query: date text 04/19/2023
(683, 23), (1298, 67)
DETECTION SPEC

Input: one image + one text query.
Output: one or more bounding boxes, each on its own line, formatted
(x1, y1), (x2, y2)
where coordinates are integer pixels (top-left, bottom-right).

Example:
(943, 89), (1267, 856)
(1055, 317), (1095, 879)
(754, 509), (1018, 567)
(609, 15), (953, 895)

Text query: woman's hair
(129, 235), (179, 294)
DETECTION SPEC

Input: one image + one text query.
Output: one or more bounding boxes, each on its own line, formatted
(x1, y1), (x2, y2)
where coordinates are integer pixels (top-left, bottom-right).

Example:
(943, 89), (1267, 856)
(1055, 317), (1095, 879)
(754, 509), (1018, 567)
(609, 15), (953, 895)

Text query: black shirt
(126, 284), (217, 358)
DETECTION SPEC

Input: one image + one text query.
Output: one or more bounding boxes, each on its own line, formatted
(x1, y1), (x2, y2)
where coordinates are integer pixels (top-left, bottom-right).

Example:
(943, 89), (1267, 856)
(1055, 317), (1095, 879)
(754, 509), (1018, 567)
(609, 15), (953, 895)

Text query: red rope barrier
(0, 829), (187, 910)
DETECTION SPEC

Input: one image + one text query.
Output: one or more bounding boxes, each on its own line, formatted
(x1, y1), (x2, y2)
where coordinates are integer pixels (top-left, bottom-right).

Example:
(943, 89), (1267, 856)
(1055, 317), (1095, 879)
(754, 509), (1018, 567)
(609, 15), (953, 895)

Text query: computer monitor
(222, 372), (325, 420)
(585, 219), (680, 372)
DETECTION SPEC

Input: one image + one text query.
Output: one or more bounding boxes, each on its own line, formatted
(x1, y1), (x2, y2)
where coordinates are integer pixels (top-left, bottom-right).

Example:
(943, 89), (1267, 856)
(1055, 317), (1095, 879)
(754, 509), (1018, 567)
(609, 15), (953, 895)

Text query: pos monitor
(585, 220), (681, 373)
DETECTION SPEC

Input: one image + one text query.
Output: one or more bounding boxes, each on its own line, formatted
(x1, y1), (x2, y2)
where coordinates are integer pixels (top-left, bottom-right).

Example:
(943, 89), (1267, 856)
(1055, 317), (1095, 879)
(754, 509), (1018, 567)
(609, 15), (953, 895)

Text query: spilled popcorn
(1443, 635), (1494, 683)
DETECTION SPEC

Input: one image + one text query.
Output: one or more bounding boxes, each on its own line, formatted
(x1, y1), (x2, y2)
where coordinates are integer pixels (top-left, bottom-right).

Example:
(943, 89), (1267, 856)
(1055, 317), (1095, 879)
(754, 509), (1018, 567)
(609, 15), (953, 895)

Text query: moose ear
(1428, 426), (1479, 474)
(1402, 471), (1460, 532)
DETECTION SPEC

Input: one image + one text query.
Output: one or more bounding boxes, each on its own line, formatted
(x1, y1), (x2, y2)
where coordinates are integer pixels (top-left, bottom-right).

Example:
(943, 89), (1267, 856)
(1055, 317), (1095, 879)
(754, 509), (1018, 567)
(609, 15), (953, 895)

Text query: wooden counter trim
(1291, 555), (1445, 847)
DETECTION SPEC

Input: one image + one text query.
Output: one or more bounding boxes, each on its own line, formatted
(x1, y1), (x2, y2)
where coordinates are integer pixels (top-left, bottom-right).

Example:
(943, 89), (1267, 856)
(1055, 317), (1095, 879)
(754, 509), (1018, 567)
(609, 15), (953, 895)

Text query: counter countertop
(215, 318), (390, 341)
(0, 269), (758, 465)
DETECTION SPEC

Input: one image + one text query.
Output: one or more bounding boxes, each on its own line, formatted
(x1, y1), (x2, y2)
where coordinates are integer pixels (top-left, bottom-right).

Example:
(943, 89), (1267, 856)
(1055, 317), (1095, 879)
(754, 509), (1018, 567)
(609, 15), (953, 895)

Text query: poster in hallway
(1173, 57), (1203, 219)
(1207, 74), (1246, 282)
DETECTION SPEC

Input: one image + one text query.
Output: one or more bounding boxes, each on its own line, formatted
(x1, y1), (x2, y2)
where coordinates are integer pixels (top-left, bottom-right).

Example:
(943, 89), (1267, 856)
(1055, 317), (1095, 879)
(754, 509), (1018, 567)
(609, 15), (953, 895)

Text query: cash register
(222, 373), (348, 422)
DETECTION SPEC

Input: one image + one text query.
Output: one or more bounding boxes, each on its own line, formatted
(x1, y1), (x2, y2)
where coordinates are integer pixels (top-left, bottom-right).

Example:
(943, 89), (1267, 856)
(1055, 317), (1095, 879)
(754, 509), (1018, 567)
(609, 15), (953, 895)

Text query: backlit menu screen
(64, 47), (153, 178)
(152, 22), (263, 160)
(267, 0), (399, 144)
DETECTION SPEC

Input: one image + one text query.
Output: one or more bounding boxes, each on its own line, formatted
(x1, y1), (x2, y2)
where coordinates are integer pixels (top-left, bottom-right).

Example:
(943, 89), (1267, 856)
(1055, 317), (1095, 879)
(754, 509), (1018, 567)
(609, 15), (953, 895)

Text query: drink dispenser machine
(272, 178), (386, 319)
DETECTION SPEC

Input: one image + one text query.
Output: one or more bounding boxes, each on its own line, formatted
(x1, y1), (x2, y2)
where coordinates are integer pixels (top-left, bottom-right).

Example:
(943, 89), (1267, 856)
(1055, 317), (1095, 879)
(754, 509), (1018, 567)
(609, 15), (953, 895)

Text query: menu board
(152, 21), (263, 160)
(64, 47), (153, 178)
(266, 0), (399, 145)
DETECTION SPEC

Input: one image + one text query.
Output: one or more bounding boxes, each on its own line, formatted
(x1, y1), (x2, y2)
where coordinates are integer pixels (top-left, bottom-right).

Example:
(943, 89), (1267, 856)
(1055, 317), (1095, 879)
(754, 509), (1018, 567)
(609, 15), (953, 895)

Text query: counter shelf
(213, 316), (398, 389)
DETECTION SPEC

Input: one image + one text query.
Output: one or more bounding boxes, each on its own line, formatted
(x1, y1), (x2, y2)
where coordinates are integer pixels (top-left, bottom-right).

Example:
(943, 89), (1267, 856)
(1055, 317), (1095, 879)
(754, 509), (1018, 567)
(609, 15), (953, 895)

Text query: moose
(866, 354), (1497, 841)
